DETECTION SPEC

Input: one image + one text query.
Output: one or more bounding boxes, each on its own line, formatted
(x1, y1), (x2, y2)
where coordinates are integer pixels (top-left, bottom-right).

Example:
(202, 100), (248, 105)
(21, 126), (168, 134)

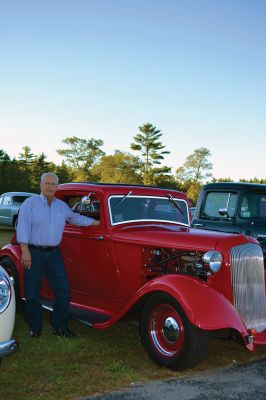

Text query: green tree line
(1, 123), (265, 203)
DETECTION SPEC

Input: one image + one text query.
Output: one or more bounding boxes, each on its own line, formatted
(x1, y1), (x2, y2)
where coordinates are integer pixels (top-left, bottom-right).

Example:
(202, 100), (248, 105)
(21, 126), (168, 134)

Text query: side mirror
(81, 195), (91, 205)
(218, 208), (234, 220)
(81, 192), (95, 205)
(80, 193), (99, 213)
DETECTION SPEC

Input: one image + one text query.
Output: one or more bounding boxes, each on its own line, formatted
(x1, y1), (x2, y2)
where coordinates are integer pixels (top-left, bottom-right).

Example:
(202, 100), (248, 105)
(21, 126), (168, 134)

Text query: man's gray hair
(40, 172), (59, 184)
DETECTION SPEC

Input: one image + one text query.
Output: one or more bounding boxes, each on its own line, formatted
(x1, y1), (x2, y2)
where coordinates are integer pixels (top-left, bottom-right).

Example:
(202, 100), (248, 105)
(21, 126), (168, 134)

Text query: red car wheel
(148, 303), (185, 357)
(140, 293), (208, 370)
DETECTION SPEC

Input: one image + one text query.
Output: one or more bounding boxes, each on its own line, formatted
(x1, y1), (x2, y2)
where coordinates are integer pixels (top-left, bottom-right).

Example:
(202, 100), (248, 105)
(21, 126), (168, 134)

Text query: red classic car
(1, 183), (266, 370)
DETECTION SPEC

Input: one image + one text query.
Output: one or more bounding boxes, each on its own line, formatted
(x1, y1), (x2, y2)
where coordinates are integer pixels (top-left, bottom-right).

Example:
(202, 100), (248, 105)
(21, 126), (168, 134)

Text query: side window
(13, 196), (29, 205)
(240, 193), (266, 218)
(260, 197), (266, 218)
(64, 194), (100, 221)
(2, 196), (12, 205)
(240, 196), (251, 218)
(202, 192), (237, 218)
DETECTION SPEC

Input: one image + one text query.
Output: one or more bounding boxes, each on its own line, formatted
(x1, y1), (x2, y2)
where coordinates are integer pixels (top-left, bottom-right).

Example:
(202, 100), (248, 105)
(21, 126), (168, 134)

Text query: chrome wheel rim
(149, 303), (185, 357)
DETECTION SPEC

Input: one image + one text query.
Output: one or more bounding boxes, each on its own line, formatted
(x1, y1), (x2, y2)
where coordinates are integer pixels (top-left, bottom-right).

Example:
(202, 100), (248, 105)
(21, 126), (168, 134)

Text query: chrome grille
(231, 243), (266, 333)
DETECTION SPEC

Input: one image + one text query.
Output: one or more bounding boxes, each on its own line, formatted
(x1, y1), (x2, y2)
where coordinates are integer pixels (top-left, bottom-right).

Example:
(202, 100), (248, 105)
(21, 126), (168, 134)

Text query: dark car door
(237, 191), (266, 257)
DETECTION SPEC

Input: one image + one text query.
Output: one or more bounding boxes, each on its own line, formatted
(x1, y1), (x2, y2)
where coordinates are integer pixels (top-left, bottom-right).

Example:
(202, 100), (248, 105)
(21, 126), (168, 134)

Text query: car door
(41, 191), (122, 313)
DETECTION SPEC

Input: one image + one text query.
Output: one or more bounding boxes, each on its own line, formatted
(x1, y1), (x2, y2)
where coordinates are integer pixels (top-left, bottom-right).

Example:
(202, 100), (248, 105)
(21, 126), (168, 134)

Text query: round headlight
(202, 251), (223, 273)
(0, 274), (11, 314)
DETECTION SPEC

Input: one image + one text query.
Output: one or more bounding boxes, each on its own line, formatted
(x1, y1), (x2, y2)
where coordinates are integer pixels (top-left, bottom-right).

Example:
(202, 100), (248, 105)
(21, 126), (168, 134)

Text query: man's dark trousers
(24, 247), (70, 332)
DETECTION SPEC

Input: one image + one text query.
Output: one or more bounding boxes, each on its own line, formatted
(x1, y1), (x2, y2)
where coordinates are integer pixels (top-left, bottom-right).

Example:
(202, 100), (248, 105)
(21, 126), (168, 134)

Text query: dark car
(0, 192), (36, 227)
(192, 182), (266, 261)
(190, 206), (196, 217)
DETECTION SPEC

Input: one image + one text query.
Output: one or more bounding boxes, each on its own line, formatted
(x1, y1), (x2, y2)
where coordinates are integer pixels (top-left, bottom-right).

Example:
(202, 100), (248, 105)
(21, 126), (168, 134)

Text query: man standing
(16, 172), (100, 338)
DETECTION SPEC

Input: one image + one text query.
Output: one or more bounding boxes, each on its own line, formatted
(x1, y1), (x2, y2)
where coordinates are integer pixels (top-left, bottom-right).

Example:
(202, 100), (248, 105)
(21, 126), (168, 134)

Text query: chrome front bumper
(0, 339), (18, 358)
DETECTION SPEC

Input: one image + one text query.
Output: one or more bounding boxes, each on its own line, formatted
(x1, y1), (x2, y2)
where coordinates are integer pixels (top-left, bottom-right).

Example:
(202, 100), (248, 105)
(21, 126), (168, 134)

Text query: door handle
(87, 235), (104, 240)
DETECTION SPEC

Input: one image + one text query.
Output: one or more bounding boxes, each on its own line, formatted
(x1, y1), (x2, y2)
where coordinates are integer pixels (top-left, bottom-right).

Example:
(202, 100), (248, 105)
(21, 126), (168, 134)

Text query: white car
(0, 265), (18, 357)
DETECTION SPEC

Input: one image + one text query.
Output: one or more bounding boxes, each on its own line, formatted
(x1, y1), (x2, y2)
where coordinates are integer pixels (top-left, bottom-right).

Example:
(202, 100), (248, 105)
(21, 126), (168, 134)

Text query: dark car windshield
(240, 192), (266, 219)
(202, 191), (238, 219)
(109, 195), (190, 226)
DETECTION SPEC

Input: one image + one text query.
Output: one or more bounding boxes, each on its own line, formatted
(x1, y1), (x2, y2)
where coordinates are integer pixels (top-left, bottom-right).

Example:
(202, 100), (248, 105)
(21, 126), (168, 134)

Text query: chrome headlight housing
(202, 251), (223, 273)
(0, 271), (11, 314)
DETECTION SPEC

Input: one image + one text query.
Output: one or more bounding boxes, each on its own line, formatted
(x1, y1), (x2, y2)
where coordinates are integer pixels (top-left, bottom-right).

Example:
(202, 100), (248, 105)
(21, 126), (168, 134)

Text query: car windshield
(240, 192), (266, 220)
(109, 195), (190, 226)
(202, 191), (238, 219)
(12, 196), (30, 204)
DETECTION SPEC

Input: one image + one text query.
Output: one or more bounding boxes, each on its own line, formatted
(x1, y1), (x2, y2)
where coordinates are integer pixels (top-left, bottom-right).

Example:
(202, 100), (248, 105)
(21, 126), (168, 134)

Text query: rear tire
(140, 293), (208, 370)
(13, 215), (18, 228)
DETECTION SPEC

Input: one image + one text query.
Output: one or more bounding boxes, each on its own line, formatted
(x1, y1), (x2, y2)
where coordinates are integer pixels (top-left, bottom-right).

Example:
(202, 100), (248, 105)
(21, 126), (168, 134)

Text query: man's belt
(29, 244), (59, 251)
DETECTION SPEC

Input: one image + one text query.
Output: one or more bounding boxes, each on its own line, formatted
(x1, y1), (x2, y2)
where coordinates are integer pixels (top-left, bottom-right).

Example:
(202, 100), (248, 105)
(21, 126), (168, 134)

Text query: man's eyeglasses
(43, 182), (57, 187)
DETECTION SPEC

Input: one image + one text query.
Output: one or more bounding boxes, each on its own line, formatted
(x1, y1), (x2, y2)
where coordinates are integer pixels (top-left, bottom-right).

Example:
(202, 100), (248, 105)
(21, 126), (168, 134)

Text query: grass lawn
(1, 227), (266, 400)
(0, 226), (15, 248)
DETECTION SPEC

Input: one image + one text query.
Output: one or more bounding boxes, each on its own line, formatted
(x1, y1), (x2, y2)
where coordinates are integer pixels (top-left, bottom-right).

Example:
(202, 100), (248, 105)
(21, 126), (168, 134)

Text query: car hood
(111, 223), (253, 252)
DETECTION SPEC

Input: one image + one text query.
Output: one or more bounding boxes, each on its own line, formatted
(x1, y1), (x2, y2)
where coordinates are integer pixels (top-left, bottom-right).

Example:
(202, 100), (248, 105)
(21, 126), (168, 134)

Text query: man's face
(40, 176), (58, 199)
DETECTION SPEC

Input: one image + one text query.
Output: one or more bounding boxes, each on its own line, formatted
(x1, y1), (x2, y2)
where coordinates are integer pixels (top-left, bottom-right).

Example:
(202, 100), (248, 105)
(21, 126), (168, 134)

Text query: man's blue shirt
(16, 194), (95, 246)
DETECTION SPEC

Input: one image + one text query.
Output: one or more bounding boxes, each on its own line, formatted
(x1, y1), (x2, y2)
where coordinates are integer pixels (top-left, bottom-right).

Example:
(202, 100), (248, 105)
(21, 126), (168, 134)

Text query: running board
(40, 298), (111, 326)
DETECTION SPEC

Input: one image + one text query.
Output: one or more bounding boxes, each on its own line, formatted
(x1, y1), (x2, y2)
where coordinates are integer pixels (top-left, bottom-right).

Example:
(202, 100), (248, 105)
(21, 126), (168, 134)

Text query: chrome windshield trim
(108, 194), (190, 227)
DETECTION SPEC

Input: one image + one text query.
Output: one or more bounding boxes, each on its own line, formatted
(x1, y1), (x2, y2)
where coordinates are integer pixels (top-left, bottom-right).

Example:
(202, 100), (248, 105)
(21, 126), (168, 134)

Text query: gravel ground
(82, 358), (266, 400)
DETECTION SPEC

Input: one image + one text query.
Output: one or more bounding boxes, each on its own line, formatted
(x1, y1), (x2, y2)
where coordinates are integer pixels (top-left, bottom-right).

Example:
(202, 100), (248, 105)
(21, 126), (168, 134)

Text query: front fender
(94, 275), (249, 343)
(0, 266), (16, 342)
(144, 275), (248, 333)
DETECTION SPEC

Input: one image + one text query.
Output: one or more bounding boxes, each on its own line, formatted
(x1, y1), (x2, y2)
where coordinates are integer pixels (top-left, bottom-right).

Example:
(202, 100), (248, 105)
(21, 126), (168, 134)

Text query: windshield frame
(108, 194), (190, 227)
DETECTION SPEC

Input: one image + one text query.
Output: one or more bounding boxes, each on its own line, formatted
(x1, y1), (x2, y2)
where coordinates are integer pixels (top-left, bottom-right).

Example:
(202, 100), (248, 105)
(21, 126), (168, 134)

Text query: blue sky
(1, 0), (265, 180)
